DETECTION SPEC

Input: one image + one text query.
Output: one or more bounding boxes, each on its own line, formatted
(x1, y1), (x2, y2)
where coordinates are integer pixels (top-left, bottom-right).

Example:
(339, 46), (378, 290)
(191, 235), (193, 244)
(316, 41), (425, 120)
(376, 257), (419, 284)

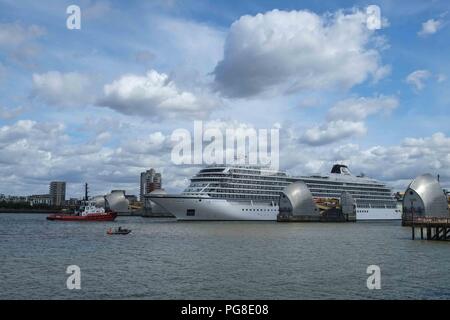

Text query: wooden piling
(406, 217), (450, 241)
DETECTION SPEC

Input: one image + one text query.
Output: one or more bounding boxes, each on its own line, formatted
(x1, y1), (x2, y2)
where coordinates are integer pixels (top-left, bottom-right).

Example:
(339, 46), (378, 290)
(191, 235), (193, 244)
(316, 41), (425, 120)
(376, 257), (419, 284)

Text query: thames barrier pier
(277, 181), (356, 222)
(401, 174), (450, 241)
(405, 217), (450, 241)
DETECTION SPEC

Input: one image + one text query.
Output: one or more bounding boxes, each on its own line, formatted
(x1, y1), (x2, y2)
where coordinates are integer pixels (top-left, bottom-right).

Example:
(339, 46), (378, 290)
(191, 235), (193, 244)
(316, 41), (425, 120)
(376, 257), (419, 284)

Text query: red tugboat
(47, 183), (117, 222)
(47, 201), (117, 221)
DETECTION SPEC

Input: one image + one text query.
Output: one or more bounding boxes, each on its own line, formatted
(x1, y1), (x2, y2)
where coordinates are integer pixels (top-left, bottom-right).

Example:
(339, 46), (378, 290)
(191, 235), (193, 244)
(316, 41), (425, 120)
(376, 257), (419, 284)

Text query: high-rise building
(140, 169), (162, 201)
(49, 181), (66, 207)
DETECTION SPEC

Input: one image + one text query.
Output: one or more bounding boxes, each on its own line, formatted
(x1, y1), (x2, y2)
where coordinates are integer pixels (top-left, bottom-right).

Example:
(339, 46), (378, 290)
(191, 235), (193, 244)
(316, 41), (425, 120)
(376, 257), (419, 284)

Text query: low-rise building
(29, 194), (53, 206)
(1, 195), (28, 203)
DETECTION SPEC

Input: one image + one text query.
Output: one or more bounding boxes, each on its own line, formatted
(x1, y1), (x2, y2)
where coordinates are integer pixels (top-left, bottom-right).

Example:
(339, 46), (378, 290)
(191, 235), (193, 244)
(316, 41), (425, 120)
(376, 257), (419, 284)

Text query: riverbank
(0, 208), (56, 214)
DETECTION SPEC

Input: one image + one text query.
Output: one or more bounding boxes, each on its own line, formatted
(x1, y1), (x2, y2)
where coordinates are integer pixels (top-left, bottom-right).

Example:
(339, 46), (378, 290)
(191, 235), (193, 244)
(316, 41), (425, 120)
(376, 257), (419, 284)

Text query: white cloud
(437, 74), (447, 83)
(0, 22), (45, 48)
(1, 117), (450, 197)
(406, 69), (431, 91)
(32, 71), (93, 106)
(123, 131), (169, 154)
(418, 19), (443, 36)
(334, 132), (450, 187)
(0, 118), (167, 196)
(97, 69), (221, 119)
(134, 50), (156, 64)
(327, 95), (399, 121)
(83, 0), (112, 19)
(0, 120), (62, 144)
(0, 120), (67, 176)
(0, 105), (24, 120)
(372, 64), (392, 83)
(213, 9), (389, 98)
(298, 96), (321, 109)
(155, 16), (225, 74)
(295, 95), (398, 147)
(299, 120), (366, 146)
(0, 22), (45, 66)
(281, 129), (450, 190)
(0, 62), (6, 82)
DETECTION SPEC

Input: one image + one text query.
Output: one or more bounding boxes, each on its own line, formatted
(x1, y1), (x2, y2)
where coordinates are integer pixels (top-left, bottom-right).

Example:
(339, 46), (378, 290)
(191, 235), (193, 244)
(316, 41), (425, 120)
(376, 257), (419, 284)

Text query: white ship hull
(149, 195), (278, 221)
(355, 207), (402, 220)
(150, 195), (401, 221)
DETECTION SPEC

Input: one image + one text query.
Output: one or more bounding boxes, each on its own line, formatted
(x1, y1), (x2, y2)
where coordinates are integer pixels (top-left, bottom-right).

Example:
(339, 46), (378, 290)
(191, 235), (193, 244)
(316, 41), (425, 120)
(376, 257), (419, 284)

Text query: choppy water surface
(0, 214), (449, 299)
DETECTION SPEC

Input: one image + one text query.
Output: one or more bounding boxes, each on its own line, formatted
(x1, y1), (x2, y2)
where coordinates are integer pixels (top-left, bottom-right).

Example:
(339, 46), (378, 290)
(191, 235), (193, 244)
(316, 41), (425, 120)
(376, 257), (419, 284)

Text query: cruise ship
(148, 164), (401, 221)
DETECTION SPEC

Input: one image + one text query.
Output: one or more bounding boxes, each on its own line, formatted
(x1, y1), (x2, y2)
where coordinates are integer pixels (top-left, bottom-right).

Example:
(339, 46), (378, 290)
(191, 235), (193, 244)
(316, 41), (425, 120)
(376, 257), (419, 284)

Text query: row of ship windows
(187, 186), (392, 199)
(307, 184), (391, 193)
(182, 192), (398, 208)
(189, 183), (391, 195)
(191, 177), (388, 191)
(196, 173), (287, 178)
(191, 176), (291, 184)
(356, 204), (397, 208)
(242, 208), (278, 212)
(203, 191), (394, 202)
(202, 192), (396, 203)
(188, 184), (286, 190)
(210, 183), (387, 193)
(186, 189), (395, 200)
(195, 173), (387, 187)
(223, 183), (389, 193)
(202, 176), (386, 189)
(189, 186), (391, 195)
(313, 192), (393, 199)
(199, 168), (280, 175)
(357, 208), (401, 212)
(231, 171), (286, 177)
(206, 189), (279, 195)
(357, 198), (396, 202)
(300, 180), (386, 188)
(194, 175), (290, 182)
(229, 170), (285, 175)
(210, 194), (277, 200)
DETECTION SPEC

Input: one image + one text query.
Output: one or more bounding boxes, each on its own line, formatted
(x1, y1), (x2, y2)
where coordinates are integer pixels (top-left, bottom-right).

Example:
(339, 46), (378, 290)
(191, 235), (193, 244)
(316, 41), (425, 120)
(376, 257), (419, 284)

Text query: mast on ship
(84, 182), (89, 201)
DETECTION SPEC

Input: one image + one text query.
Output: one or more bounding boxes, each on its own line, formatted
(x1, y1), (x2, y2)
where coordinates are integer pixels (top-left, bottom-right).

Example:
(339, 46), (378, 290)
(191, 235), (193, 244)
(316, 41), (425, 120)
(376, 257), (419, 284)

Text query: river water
(0, 213), (449, 299)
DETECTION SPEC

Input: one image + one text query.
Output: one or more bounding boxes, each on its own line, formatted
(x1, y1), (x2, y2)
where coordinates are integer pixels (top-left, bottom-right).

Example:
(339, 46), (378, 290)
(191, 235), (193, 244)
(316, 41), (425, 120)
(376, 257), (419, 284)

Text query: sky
(0, 0), (449, 198)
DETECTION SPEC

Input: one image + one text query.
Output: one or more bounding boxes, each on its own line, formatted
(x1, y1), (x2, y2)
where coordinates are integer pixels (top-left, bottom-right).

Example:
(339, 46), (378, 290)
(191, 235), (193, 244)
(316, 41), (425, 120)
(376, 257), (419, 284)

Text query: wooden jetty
(403, 217), (450, 241)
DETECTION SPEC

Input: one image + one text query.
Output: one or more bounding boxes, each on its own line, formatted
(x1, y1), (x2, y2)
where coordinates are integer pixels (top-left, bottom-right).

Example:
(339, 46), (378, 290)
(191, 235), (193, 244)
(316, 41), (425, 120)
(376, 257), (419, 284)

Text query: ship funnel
(331, 164), (351, 175)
